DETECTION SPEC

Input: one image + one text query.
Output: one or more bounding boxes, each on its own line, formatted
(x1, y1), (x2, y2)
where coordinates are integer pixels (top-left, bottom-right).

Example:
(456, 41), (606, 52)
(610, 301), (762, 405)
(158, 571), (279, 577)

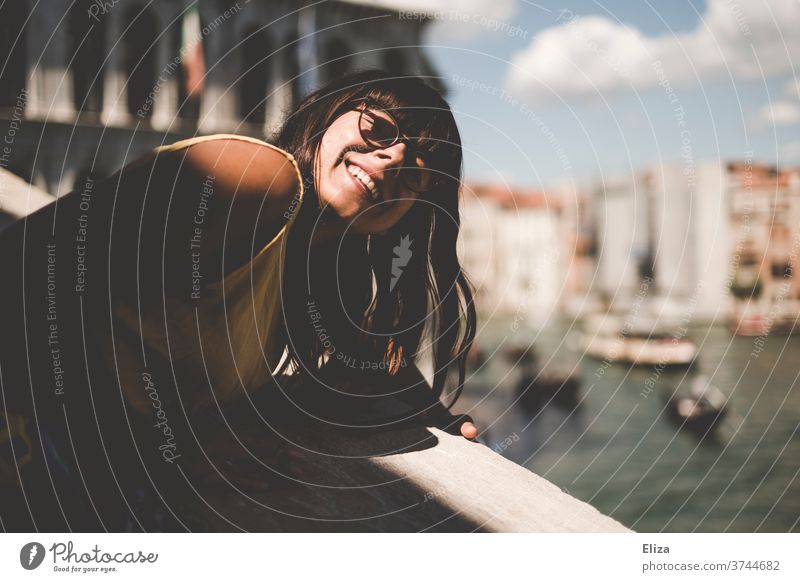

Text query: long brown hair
(271, 69), (476, 409)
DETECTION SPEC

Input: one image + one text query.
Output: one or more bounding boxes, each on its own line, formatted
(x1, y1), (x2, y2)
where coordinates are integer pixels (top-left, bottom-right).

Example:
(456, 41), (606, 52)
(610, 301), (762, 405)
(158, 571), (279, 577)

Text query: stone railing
(190, 379), (632, 533)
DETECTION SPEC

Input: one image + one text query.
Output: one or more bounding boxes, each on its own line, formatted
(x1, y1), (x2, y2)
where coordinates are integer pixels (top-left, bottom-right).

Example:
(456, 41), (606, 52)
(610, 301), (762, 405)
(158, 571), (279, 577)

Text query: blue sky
(410, 0), (800, 188)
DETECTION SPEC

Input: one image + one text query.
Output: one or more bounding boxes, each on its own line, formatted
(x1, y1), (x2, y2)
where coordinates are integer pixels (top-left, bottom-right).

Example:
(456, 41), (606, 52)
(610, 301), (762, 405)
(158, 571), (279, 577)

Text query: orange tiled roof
(463, 181), (556, 209)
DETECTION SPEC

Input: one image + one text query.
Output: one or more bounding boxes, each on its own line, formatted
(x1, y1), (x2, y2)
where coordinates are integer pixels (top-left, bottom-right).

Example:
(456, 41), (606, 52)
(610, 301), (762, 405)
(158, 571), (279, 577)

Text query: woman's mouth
(344, 163), (380, 202)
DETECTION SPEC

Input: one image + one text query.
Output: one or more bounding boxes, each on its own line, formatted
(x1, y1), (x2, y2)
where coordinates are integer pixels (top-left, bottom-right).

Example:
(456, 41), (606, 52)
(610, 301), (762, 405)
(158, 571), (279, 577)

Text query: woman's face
(314, 102), (429, 235)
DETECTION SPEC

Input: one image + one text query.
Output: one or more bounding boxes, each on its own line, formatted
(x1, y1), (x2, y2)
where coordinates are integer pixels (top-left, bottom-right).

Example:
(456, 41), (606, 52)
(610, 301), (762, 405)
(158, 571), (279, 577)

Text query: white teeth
(347, 164), (378, 198)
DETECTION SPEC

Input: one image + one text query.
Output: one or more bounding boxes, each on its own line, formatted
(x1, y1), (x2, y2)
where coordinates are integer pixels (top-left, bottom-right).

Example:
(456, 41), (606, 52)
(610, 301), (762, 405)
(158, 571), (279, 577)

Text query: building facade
(458, 182), (564, 327)
(727, 161), (800, 334)
(0, 0), (443, 200)
(589, 159), (800, 327)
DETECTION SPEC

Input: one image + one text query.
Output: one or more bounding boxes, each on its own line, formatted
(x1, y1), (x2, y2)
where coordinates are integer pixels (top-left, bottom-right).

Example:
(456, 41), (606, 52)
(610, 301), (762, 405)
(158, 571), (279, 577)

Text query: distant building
(591, 173), (649, 311)
(641, 161), (731, 321)
(459, 182), (563, 327)
(726, 161), (800, 334)
(588, 159), (800, 327)
(554, 178), (597, 319)
(0, 0), (443, 199)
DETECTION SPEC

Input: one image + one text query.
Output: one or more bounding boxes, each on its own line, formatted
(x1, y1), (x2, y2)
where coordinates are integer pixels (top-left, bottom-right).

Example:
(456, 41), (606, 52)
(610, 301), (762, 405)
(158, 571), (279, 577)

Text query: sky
(373, 0), (800, 189)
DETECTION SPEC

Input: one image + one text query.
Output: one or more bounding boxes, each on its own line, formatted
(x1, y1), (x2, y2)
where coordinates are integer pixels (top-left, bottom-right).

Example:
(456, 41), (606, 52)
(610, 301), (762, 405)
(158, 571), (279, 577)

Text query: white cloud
(343, 0), (517, 41)
(751, 100), (800, 127)
(505, 0), (800, 103)
(785, 79), (800, 99)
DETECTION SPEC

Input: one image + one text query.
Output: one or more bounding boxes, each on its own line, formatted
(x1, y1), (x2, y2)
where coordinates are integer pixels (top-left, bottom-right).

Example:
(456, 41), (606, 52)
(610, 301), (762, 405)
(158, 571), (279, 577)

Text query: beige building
(458, 181), (589, 328)
(554, 179), (597, 319)
(591, 173), (649, 311)
(640, 161), (731, 321)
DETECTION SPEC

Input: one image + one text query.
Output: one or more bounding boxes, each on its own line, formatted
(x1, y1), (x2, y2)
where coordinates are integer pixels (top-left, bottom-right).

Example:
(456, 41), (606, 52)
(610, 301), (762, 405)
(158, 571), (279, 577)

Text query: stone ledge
(187, 388), (632, 532)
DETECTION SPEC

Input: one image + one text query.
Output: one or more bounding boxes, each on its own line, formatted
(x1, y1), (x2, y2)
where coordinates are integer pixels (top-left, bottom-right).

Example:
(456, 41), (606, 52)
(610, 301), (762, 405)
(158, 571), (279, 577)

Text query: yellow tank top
(97, 134), (304, 416)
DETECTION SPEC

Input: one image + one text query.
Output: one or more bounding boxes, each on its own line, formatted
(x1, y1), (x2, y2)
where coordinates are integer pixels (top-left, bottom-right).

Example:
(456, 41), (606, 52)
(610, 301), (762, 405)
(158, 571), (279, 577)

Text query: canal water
(455, 318), (800, 532)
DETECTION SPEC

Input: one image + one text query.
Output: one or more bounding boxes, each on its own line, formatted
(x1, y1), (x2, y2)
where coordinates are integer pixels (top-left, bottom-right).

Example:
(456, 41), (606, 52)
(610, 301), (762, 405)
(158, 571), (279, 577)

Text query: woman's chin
(320, 191), (390, 234)
(328, 200), (380, 230)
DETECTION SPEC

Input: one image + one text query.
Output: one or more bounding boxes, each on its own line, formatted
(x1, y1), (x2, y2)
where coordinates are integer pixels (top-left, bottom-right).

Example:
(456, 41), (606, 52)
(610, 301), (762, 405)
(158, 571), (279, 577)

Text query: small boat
(729, 311), (800, 336)
(728, 313), (769, 336)
(664, 376), (728, 434)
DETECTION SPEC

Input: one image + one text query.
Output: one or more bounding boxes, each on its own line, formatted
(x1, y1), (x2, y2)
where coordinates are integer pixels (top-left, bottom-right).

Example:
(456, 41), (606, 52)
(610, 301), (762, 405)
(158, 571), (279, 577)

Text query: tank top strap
(151, 133), (299, 167)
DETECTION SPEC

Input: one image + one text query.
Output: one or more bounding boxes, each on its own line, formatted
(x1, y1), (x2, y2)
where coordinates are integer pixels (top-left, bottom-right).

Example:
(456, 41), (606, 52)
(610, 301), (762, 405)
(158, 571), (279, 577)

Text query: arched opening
(70, 0), (106, 114)
(323, 37), (352, 83)
(0, 1), (29, 108)
(282, 30), (301, 110)
(123, 5), (159, 118)
(238, 24), (270, 125)
(383, 47), (407, 75)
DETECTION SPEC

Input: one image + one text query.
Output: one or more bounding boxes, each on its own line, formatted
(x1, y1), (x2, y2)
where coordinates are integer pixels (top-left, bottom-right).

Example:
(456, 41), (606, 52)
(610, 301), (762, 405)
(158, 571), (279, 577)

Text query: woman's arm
(386, 363), (479, 440)
(167, 137), (301, 283)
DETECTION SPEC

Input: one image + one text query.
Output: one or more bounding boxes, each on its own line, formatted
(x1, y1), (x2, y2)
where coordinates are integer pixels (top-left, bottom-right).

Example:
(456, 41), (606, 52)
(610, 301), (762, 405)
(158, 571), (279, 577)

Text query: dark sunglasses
(349, 97), (440, 194)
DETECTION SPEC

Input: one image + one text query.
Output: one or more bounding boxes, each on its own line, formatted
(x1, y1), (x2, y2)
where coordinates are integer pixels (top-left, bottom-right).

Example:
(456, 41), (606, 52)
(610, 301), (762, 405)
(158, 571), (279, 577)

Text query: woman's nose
(372, 141), (407, 172)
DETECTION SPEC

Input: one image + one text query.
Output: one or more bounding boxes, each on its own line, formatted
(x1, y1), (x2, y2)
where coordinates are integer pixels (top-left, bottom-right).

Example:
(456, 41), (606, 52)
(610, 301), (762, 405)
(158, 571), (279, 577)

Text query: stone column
(198, 11), (237, 134)
(296, 3), (318, 97)
(264, 41), (287, 138)
(150, 9), (179, 132)
(27, 4), (74, 121)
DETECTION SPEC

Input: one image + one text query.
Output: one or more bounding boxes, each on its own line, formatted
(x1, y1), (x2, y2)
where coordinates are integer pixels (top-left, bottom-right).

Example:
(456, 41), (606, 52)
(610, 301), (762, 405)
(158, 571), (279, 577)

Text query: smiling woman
(274, 69), (476, 408)
(311, 95), (433, 233)
(0, 68), (477, 532)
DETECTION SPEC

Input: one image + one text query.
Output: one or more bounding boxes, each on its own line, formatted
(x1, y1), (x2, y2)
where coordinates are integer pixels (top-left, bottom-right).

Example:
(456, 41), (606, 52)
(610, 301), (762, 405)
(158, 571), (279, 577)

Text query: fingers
(460, 421), (479, 440)
(435, 413), (479, 441)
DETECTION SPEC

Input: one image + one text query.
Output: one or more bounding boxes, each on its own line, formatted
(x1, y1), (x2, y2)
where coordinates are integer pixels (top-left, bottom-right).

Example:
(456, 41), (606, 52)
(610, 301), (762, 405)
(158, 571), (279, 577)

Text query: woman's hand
(383, 364), (480, 441)
(441, 413), (479, 442)
(460, 419), (479, 440)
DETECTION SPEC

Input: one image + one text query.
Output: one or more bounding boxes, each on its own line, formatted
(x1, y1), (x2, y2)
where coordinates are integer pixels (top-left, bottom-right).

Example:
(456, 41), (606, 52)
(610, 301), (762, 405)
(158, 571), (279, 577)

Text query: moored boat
(582, 312), (697, 368)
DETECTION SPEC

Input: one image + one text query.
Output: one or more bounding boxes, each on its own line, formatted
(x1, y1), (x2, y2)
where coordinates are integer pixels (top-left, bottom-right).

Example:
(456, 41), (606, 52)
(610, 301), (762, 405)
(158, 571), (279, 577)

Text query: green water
(458, 321), (800, 532)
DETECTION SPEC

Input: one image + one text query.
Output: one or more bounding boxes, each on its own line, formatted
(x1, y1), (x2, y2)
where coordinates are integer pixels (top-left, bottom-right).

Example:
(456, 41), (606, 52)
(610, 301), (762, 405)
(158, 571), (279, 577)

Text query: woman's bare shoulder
(181, 136), (301, 220)
(153, 136), (303, 281)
